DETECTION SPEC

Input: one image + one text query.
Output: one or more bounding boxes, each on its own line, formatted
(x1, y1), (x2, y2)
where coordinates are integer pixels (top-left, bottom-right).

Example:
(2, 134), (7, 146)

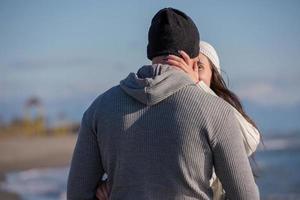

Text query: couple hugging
(67, 7), (260, 200)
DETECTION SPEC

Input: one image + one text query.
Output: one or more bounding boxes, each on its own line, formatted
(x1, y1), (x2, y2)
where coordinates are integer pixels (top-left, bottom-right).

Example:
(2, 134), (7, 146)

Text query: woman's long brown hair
(209, 60), (258, 130)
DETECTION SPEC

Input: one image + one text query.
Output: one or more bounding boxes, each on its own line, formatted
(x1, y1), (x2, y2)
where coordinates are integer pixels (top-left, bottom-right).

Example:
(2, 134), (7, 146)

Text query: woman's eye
(197, 63), (204, 70)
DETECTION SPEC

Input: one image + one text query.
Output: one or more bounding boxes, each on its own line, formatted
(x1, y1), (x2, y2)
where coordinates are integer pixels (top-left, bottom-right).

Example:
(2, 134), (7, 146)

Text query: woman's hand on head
(96, 181), (109, 200)
(165, 50), (199, 83)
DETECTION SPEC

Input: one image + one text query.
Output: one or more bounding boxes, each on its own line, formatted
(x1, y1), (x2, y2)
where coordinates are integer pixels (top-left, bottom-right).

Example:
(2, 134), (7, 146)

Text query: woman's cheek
(198, 73), (207, 82)
(198, 73), (211, 87)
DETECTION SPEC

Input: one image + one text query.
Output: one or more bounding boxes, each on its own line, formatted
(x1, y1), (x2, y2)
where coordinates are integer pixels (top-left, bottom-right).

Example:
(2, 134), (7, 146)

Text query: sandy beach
(0, 134), (77, 199)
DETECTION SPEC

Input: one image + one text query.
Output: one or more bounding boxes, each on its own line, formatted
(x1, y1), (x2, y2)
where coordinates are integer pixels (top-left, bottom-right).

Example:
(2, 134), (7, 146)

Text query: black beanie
(147, 8), (200, 60)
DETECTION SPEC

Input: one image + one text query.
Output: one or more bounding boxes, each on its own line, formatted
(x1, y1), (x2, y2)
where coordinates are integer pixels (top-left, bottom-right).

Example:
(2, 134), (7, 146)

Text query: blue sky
(1, 0), (300, 132)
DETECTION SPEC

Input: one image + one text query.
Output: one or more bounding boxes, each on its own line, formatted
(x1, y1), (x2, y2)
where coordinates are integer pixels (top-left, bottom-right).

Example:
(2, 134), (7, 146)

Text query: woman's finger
(194, 61), (200, 83)
(166, 56), (188, 69)
(96, 187), (105, 200)
(178, 50), (191, 65)
(101, 185), (109, 199)
(166, 55), (186, 64)
(105, 182), (110, 194)
(165, 59), (188, 73)
(167, 58), (199, 83)
(193, 61), (199, 80)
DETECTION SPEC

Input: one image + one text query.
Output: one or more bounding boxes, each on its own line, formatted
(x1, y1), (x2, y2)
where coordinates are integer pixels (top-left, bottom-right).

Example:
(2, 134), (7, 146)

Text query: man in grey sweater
(67, 8), (260, 200)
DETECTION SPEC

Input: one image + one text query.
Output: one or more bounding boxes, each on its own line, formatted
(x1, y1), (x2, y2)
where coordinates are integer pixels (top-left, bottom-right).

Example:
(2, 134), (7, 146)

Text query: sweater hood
(120, 64), (194, 106)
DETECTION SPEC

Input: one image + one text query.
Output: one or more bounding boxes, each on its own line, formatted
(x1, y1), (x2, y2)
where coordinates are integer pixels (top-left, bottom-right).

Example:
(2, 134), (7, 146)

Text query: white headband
(199, 41), (221, 74)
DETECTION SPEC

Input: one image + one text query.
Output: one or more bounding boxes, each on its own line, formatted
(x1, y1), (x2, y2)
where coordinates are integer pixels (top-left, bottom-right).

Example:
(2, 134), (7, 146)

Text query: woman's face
(197, 53), (213, 87)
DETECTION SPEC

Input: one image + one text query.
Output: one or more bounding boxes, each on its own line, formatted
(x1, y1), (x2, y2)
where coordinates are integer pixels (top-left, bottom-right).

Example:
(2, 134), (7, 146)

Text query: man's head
(147, 8), (200, 61)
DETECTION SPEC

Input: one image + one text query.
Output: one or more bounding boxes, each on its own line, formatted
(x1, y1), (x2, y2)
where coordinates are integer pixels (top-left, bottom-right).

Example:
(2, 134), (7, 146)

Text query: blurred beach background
(1, 0), (300, 199)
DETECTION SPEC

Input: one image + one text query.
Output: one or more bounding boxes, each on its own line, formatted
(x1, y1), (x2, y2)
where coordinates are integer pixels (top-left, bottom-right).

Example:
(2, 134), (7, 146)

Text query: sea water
(1, 167), (69, 200)
(256, 148), (300, 199)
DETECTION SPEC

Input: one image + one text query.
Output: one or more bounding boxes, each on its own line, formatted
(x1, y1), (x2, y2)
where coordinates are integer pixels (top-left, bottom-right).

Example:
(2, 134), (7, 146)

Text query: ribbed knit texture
(67, 65), (259, 200)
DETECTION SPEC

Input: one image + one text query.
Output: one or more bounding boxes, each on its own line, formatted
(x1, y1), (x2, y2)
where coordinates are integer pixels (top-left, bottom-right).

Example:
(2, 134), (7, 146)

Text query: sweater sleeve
(67, 109), (104, 200)
(211, 108), (260, 200)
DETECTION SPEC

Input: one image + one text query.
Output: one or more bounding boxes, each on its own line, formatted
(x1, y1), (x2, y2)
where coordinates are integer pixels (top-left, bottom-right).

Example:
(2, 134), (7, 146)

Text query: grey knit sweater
(67, 64), (260, 200)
